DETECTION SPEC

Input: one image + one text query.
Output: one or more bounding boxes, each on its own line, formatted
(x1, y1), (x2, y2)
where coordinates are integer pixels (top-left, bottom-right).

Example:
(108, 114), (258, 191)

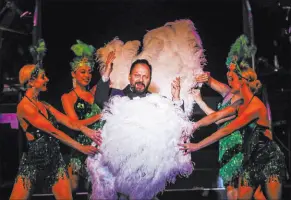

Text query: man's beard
(131, 82), (149, 95)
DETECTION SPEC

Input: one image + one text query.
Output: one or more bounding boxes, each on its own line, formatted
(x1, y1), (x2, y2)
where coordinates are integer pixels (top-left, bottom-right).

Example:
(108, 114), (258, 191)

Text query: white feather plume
(87, 94), (194, 199)
(96, 37), (141, 90)
(95, 19), (206, 116)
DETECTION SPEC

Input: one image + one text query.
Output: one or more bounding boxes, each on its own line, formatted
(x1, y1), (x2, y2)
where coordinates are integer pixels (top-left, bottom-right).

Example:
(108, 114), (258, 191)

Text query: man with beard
(94, 53), (183, 108)
(90, 54), (188, 200)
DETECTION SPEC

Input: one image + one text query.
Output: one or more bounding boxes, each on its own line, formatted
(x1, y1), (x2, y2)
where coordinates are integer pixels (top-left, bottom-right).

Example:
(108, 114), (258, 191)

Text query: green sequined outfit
(241, 123), (287, 188)
(217, 99), (243, 186)
(70, 91), (102, 178)
(16, 105), (67, 189)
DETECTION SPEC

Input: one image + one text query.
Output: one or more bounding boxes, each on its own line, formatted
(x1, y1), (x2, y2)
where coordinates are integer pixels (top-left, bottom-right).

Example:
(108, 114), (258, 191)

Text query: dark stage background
(0, 0), (290, 199)
(41, 0), (242, 106)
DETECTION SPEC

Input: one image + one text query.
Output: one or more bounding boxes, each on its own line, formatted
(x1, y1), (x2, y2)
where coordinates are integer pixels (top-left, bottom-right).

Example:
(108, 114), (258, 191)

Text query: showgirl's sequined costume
(217, 98), (243, 186)
(241, 122), (287, 188)
(69, 90), (102, 177)
(16, 102), (67, 189)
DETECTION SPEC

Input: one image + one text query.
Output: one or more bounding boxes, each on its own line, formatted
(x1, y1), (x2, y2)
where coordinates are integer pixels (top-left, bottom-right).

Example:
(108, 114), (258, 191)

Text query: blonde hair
(19, 64), (40, 88)
(240, 63), (262, 94)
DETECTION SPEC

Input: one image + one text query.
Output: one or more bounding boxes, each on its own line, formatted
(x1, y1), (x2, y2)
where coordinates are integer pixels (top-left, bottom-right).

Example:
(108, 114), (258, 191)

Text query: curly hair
(239, 63), (262, 94)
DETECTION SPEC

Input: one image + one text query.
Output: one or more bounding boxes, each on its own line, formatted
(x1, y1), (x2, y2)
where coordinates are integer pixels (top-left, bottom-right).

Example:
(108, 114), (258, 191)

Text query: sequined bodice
(217, 99), (232, 127)
(19, 101), (64, 174)
(73, 93), (102, 129)
(217, 97), (243, 184)
(240, 122), (287, 188)
(70, 90), (103, 177)
(241, 123), (270, 162)
(23, 104), (58, 142)
(74, 96), (94, 120)
(217, 98), (242, 159)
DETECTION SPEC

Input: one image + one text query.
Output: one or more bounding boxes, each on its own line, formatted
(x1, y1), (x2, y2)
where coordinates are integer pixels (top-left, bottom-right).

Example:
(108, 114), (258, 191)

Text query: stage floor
(1, 186), (291, 200)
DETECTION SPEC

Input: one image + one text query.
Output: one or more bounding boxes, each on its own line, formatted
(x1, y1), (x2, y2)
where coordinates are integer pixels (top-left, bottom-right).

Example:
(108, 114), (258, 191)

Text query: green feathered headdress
(27, 39), (47, 80)
(70, 40), (95, 71)
(29, 39), (47, 69)
(226, 35), (257, 74)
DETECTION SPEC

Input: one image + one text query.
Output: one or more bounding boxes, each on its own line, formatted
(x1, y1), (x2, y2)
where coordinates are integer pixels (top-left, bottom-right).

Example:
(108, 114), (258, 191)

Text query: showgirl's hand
(96, 113), (102, 121)
(82, 127), (102, 146)
(90, 129), (102, 146)
(80, 145), (99, 155)
(171, 77), (181, 101)
(178, 143), (201, 155)
(195, 72), (210, 83)
(181, 135), (190, 143)
(103, 51), (116, 78)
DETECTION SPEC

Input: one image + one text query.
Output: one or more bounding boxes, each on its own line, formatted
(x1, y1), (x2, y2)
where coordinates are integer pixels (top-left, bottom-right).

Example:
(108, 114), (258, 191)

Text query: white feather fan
(96, 19), (206, 116)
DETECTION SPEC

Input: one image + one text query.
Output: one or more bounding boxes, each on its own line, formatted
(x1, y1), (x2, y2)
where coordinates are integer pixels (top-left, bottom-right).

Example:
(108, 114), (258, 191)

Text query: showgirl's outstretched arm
(43, 101), (102, 145)
(191, 89), (215, 115)
(181, 100), (260, 153)
(194, 99), (242, 130)
(191, 89), (237, 124)
(195, 72), (230, 98)
(18, 102), (98, 155)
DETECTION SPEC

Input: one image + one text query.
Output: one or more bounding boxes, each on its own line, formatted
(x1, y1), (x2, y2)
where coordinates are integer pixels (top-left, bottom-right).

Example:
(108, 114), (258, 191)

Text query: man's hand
(103, 51), (116, 79)
(171, 77), (181, 101)
(190, 89), (203, 103)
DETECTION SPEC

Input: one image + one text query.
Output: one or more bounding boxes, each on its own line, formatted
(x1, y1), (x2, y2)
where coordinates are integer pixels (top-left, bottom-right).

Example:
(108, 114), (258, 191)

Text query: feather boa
(87, 94), (194, 199)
